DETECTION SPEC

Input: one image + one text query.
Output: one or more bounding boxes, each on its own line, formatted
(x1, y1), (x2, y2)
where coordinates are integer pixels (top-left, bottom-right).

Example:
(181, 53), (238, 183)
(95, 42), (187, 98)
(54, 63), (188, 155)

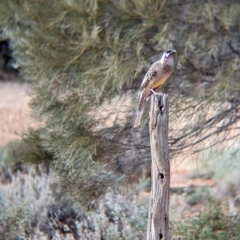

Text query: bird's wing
(140, 61), (159, 90)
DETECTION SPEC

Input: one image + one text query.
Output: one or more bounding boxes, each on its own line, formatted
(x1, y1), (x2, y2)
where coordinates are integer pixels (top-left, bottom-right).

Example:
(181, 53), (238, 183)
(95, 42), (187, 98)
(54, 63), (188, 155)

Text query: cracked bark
(147, 94), (170, 240)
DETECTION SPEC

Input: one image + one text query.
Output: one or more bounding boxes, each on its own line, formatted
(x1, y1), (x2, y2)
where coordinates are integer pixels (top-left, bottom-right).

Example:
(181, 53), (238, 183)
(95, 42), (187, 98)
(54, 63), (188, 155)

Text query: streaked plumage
(134, 50), (176, 128)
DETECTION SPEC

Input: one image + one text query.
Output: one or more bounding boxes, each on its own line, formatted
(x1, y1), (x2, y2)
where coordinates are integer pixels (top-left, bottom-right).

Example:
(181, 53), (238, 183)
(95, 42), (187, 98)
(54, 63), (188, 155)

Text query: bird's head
(160, 49), (177, 64)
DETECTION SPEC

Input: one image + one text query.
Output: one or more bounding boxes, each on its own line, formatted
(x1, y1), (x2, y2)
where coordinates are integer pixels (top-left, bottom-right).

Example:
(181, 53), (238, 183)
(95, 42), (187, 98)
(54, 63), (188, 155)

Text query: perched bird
(133, 49), (176, 128)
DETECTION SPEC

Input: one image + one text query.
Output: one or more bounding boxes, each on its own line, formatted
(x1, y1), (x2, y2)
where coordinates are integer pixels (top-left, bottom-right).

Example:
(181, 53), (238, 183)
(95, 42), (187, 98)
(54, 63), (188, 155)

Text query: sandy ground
(0, 80), (36, 145)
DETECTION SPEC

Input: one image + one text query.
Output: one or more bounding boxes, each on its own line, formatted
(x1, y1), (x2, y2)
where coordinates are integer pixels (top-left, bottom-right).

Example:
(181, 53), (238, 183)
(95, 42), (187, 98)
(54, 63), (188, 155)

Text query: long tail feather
(133, 91), (145, 128)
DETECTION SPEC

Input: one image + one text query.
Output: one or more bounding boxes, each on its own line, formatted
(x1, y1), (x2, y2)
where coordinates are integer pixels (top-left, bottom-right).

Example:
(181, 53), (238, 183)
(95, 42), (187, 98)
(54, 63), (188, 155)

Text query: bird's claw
(150, 89), (162, 96)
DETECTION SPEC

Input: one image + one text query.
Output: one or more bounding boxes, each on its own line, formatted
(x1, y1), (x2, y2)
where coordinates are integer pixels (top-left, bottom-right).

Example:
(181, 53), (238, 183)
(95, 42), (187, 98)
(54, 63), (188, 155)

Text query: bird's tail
(133, 91), (145, 128)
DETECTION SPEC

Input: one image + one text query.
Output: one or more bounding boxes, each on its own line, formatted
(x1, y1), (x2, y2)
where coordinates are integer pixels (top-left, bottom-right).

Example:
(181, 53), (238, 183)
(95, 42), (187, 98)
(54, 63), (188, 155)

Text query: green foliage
(0, 141), (27, 169)
(0, 205), (30, 240)
(0, 165), (55, 239)
(0, 164), (149, 239)
(2, 163), (240, 240)
(185, 188), (209, 206)
(0, 0), (240, 207)
(171, 199), (240, 240)
(0, 144), (12, 166)
(197, 145), (240, 182)
(0, 0), (170, 206)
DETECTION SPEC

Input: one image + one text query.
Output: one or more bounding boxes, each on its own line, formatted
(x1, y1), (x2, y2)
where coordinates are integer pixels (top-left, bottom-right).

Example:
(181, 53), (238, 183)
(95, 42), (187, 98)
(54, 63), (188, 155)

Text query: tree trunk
(147, 94), (170, 240)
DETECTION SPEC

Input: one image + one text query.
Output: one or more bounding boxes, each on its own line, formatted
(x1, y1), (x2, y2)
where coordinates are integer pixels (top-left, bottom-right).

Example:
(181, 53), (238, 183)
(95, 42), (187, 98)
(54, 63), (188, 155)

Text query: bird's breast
(151, 73), (170, 89)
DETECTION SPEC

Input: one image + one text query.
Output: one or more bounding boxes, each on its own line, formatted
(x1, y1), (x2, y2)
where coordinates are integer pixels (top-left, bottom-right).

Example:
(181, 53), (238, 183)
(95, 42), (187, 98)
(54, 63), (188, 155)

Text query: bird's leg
(150, 89), (162, 96)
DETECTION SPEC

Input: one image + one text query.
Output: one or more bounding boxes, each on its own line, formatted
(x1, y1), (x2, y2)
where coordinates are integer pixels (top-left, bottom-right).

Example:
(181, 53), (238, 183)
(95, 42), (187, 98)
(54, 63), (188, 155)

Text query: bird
(133, 49), (176, 128)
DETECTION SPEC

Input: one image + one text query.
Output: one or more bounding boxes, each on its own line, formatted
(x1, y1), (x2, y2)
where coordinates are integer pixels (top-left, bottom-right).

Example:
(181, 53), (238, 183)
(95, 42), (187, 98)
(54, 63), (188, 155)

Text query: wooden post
(147, 94), (170, 240)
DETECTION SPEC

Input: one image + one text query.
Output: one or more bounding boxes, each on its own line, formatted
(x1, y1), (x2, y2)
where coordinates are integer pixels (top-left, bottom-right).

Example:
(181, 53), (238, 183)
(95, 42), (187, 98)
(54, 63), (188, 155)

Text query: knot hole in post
(157, 94), (165, 114)
(159, 233), (163, 239)
(159, 173), (164, 179)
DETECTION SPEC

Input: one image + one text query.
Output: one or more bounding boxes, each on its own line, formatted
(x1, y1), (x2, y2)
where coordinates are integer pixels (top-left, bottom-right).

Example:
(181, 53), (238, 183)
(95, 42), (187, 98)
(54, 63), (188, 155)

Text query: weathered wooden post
(147, 93), (170, 240)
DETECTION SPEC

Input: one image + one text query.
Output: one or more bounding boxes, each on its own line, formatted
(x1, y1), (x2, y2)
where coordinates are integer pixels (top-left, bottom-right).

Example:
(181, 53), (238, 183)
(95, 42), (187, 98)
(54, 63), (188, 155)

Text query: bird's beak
(171, 50), (177, 54)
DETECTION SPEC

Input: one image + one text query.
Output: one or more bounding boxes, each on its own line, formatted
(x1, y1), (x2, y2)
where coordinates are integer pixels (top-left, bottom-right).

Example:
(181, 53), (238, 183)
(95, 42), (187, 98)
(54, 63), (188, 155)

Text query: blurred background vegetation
(0, 0), (240, 239)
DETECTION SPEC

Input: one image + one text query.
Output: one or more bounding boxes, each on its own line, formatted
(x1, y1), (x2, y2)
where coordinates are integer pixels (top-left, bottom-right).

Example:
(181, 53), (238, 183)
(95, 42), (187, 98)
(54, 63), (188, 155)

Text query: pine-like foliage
(0, 0), (240, 207)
